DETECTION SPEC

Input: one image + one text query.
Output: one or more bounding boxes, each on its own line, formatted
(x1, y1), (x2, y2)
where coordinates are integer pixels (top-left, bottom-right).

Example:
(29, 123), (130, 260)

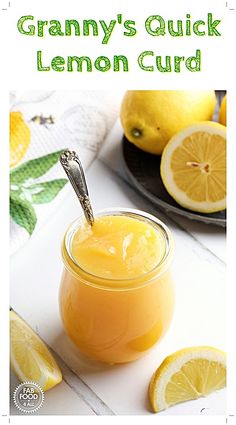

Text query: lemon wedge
(10, 310), (62, 391)
(149, 346), (226, 413)
(160, 122), (226, 213)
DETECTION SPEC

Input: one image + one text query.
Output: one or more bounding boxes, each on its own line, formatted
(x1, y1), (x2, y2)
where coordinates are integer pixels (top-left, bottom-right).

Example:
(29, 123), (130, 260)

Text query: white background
(0, 0), (236, 424)
(3, 0), (231, 88)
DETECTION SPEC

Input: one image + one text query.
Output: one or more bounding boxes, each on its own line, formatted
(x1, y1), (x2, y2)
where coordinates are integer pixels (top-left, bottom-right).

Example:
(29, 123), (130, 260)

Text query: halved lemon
(149, 346), (226, 413)
(160, 122), (226, 213)
(10, 310), (62, 391)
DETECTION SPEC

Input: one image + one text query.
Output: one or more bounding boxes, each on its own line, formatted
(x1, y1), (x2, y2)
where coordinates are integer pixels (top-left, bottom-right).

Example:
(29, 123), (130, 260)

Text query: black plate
(122, 136), (226, 227)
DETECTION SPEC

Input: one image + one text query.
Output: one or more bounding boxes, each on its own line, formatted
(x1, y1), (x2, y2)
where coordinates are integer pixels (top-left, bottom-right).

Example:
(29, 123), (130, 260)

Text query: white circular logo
(13, 382), (44, 413)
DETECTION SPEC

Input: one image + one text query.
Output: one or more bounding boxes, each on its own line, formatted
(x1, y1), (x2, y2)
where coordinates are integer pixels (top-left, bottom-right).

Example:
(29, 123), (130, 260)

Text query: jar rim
(62, 208), (174, 289)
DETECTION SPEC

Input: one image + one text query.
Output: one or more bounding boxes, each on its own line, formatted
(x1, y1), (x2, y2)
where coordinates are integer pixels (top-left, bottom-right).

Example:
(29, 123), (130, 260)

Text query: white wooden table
(10, 121), (226, 416)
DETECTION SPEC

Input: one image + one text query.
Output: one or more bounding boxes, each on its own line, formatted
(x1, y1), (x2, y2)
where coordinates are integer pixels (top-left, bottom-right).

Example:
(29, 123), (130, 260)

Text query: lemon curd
(60, 209), (175, 363)
(71, 216), (165, 279)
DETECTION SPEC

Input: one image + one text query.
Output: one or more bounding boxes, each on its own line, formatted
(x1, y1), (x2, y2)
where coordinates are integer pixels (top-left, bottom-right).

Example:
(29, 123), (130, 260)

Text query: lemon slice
(160, 122), (226, 213)
(149, 346), (226, 413)
(10, 310), (62, 391)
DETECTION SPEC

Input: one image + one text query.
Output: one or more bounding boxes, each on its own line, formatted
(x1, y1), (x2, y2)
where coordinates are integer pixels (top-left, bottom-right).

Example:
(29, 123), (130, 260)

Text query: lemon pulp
(149, 346), (226, 412)
(171, 131), (226, 202)
(161, 122), (226, 213)
(10, 310), (62, 391)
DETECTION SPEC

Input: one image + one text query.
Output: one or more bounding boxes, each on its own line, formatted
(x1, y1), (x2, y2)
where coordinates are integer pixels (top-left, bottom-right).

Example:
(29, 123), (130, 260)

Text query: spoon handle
(60, 150), (94, 226)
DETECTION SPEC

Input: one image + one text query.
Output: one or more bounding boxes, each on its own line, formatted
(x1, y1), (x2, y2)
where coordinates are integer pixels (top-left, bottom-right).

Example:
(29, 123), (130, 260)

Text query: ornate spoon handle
(60, 150), (94, 226)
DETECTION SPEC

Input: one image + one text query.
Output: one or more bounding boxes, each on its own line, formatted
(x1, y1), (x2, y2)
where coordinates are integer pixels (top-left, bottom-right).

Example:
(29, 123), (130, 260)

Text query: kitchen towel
(10, 90), (123, 254)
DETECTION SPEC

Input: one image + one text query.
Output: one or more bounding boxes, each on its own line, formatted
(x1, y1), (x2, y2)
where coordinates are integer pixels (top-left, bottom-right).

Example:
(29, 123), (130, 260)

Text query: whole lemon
(219, 94), (226, 126)
(10, 111), (31, 168)
(120, 90), (216, 155)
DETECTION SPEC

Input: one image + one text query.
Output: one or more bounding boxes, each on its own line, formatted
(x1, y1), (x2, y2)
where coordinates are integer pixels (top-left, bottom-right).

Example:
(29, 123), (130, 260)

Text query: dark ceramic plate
(122, 136), (226, 227)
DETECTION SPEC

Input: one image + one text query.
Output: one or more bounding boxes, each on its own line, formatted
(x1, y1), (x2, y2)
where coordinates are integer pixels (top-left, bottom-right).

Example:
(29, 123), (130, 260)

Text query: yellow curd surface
(60, 213), (175, 363)
(71, 215), (165, 280)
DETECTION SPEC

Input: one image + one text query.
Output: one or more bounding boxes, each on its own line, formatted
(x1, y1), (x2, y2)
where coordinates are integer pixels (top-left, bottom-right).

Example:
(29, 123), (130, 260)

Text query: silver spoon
(60, 150), (94, 226)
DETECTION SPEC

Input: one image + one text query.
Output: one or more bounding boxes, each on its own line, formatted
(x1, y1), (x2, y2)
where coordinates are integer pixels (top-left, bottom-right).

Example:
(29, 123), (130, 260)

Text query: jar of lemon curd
(59, 208), (175, 364)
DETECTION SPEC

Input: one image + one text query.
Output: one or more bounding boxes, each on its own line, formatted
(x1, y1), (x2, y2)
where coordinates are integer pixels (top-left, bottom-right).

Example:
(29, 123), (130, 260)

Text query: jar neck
(62, 208), (174, 290)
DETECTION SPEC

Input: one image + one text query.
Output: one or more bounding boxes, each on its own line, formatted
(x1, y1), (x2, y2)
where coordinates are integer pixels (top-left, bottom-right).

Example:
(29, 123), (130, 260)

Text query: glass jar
(59, 208), (175, 364)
